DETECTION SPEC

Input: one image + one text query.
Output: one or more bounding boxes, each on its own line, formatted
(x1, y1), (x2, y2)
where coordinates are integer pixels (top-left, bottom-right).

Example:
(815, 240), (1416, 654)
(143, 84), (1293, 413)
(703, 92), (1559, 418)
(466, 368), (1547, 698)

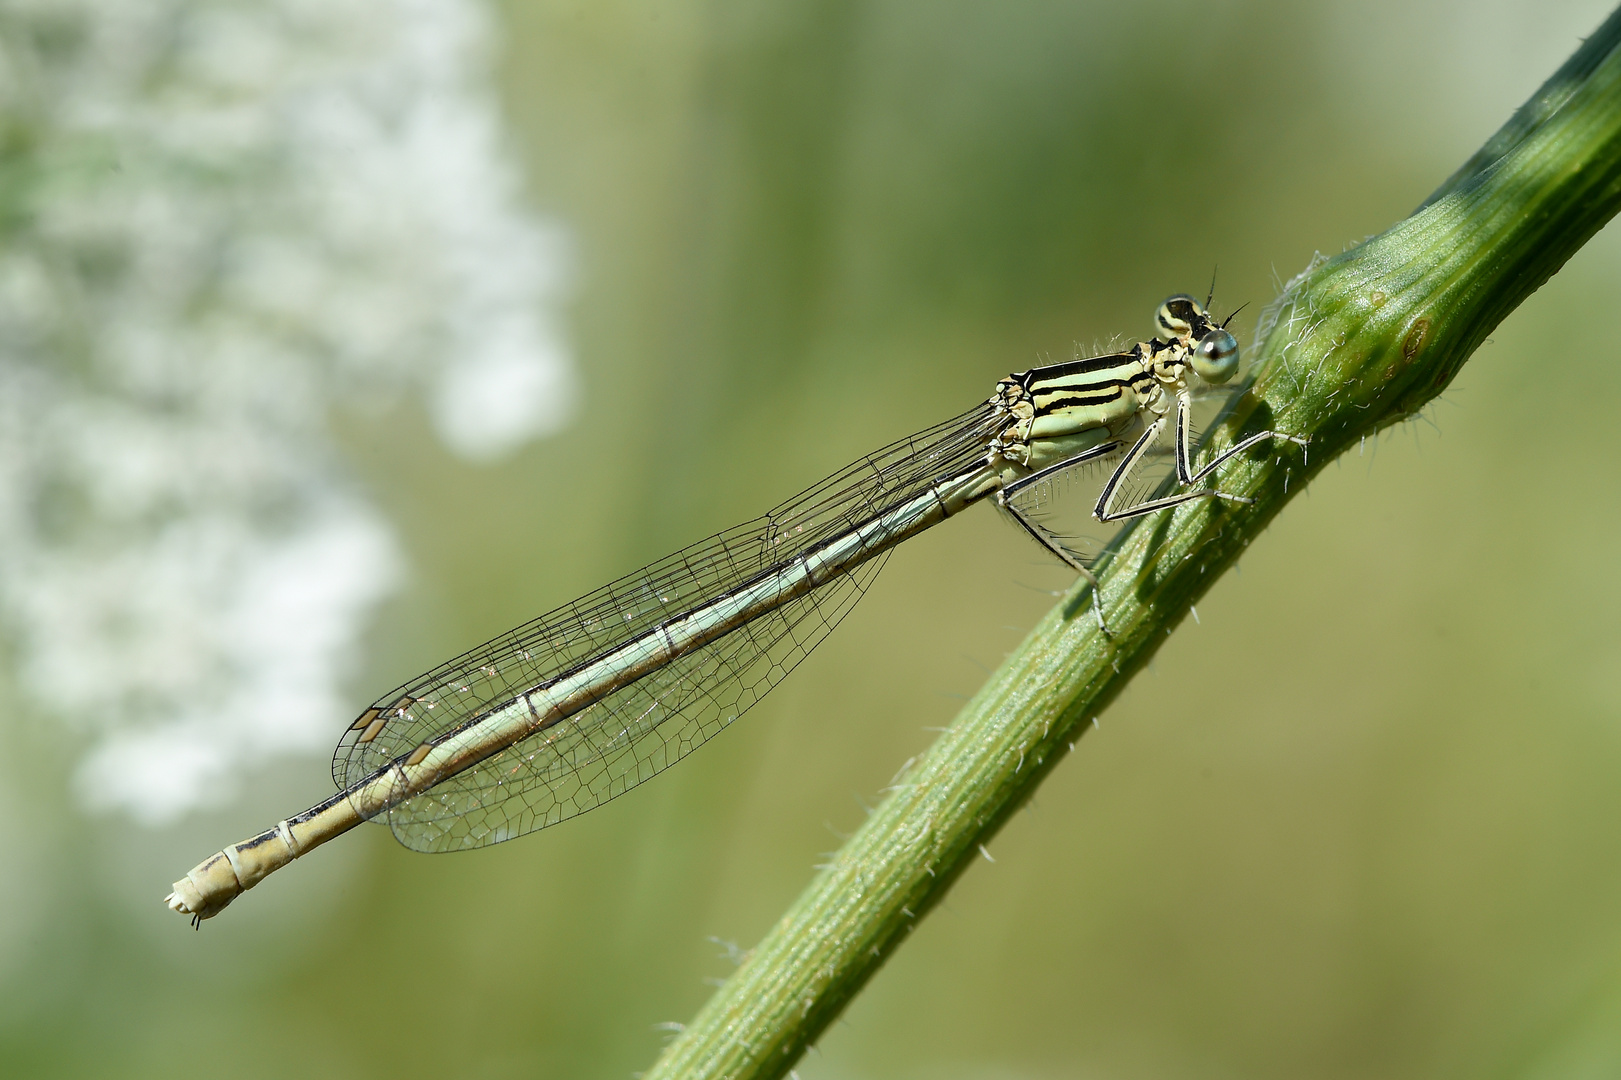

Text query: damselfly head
(1157, 294), (1239, 383)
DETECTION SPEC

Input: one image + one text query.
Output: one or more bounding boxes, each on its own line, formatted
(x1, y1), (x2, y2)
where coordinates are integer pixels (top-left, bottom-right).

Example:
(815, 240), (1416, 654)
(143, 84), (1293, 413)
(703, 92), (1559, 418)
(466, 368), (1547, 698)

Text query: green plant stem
(646, 8), (1621, 1078)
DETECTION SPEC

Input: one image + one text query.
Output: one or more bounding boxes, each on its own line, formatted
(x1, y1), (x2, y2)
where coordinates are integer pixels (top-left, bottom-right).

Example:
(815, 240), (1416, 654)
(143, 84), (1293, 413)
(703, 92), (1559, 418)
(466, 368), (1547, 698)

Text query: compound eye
(1155, 294), (1207, 342)
(1190, 328), (1239, 384)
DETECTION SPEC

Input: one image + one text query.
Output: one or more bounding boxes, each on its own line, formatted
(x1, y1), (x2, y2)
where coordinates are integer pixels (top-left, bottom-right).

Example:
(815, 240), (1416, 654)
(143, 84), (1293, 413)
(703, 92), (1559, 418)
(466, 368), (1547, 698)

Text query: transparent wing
(332, 402), (1000, 849)
(385, 553), (887, 851)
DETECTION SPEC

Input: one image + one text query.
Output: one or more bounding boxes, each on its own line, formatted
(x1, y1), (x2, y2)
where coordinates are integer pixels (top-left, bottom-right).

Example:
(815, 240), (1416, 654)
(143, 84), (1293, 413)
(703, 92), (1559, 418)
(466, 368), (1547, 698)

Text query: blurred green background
(6, 1), (1621, 1078)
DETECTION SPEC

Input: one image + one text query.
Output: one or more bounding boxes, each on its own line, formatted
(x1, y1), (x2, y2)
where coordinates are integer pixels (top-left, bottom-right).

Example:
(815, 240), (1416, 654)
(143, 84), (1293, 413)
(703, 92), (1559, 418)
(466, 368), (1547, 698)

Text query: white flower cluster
(0, 0), (574, 823)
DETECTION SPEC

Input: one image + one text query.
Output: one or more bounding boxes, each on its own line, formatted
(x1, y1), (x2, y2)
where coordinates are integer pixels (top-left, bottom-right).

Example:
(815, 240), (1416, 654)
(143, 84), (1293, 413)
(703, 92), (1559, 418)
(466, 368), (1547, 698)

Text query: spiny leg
(998, 441), (1121, 632)
(1177, 392), (1309, 485)
(1173, 391), (1198, 484)
(1093, 411), (1238, 523)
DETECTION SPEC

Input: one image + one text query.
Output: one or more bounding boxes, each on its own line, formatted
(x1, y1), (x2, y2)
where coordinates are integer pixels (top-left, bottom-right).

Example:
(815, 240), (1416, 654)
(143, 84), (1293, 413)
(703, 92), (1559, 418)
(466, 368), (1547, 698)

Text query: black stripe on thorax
(1018, 350), (1140, 389)
(1033, 383), (1127, 414)
(1031, 370), (1156, 410)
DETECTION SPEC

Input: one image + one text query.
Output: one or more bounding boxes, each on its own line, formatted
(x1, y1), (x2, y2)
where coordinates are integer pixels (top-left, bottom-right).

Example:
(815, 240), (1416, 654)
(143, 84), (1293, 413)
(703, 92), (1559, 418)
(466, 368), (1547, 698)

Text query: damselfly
(167, 293), (1305, 923)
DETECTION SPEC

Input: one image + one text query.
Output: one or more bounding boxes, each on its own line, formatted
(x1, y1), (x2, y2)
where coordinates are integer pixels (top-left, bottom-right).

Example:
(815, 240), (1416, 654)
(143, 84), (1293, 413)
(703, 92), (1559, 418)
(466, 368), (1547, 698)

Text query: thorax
(988, 340), (1186, 470)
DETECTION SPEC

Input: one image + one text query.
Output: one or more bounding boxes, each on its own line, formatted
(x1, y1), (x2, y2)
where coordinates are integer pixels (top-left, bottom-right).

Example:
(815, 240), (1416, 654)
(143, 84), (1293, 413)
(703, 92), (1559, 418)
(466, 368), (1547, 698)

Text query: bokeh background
(3, 1), (1621, 1078)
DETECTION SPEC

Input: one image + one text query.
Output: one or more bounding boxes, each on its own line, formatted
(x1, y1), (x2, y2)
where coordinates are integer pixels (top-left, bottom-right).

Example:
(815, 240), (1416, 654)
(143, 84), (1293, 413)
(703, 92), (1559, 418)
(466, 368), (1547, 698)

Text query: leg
(998, 440), (1122, 632)
(1000, 439), (1123, 504)
(1176, 391), (1309, 485)
(1094, 412), (1241, 523)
